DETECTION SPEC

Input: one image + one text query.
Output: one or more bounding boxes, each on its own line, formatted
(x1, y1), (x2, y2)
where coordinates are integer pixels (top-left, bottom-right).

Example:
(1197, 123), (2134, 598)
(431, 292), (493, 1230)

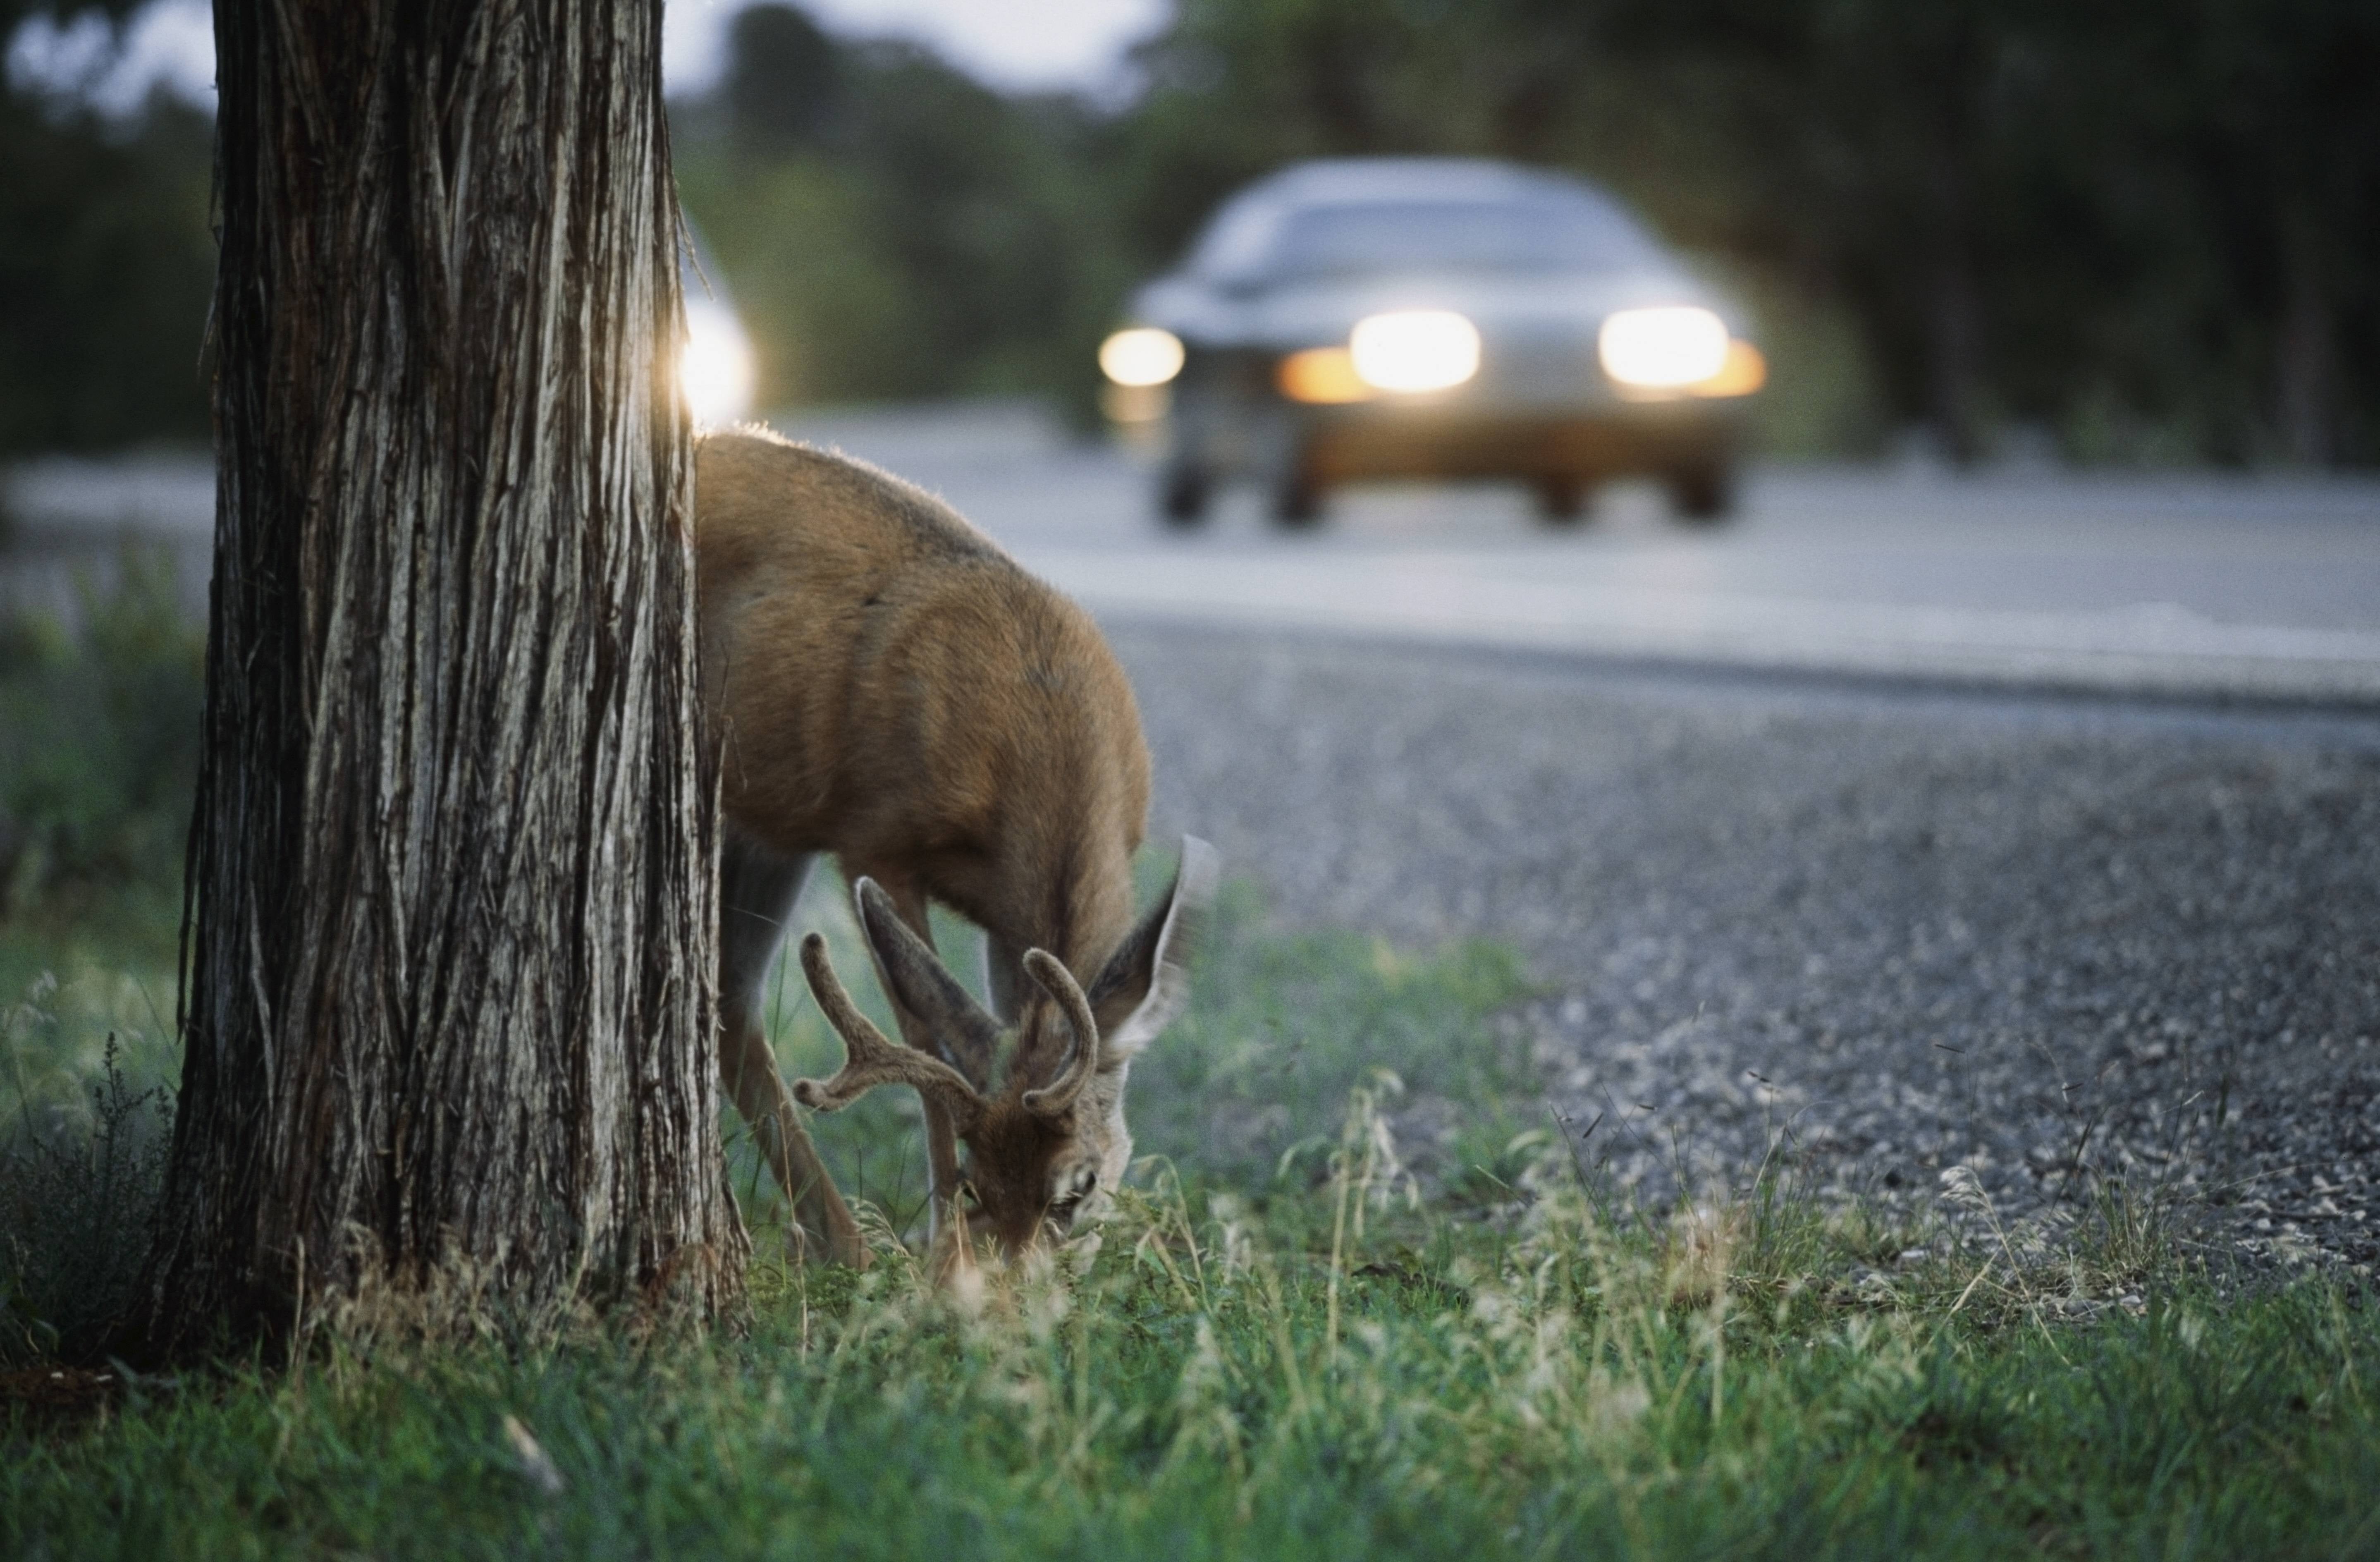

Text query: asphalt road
(1117, 625), (2380, 1273)
(14, 404), (2380, 703)
(736, 402), (2380, 705)
(8, 409), (2378, 1270)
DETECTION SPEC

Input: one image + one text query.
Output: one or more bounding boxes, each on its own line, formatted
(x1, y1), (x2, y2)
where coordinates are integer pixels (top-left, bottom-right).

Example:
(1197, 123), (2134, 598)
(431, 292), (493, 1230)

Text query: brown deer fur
(694, 428), (1207, 1270)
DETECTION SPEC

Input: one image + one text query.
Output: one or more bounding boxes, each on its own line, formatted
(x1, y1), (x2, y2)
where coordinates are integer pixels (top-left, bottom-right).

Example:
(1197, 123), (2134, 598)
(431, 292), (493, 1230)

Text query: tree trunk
(1922, 123), (1988, 468)
(2273, 192), (2334, 466)
(1925, 240), (1987, 466)
(135, 0), (743, 1358)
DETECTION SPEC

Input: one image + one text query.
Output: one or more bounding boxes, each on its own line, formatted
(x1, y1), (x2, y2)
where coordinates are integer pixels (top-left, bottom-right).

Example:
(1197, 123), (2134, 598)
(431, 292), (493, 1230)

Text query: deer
(695, 426), (1216, 1273)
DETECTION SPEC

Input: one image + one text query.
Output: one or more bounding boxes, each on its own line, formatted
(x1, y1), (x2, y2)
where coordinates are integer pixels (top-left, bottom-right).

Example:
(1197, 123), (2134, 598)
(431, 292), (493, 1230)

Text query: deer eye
(1049, 1170), (1097, 1221)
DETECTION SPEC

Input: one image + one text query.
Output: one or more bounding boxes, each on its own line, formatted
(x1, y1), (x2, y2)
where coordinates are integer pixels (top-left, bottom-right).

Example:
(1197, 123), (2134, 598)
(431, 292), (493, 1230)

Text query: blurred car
(1099, 158), (1764, 527)
(681, 223), (757, 428)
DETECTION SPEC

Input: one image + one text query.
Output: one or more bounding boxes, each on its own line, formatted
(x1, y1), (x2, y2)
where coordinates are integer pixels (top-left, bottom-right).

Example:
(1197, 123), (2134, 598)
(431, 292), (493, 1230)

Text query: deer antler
(1019, 948), (1102, 1117)
(792, 934), (987, 1133)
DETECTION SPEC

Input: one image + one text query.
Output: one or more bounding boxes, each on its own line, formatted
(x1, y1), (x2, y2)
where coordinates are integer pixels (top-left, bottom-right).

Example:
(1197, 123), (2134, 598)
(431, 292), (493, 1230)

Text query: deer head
(792, 837), (1216, 1260)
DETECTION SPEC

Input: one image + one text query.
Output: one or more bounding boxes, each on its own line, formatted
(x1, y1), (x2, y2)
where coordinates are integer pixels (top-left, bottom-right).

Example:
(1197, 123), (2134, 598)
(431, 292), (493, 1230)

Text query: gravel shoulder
(1111, 622), (2380, 1273)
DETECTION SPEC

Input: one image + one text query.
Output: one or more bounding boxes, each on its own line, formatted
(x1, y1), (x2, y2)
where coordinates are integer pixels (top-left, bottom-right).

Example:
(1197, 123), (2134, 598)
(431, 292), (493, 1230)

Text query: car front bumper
(1285, 398), (1744, 484)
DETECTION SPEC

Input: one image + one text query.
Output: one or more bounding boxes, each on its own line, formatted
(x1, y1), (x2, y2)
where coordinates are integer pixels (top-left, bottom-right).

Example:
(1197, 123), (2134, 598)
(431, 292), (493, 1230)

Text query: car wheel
(1532, 477), (1591, 526)
(1270, 476), (1325, 528)
(1667, 464), (1736, 524)
(1157, 463), (1211, 528)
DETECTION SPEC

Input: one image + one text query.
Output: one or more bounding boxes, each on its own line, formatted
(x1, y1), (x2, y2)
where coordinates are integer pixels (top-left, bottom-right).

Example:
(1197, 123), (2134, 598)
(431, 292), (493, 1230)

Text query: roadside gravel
(1110, 622), (2380, 1273)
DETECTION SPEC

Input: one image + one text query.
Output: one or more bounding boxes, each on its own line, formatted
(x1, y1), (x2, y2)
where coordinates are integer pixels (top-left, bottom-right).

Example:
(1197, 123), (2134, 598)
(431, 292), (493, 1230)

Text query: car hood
(1133, 267), (1743, 351)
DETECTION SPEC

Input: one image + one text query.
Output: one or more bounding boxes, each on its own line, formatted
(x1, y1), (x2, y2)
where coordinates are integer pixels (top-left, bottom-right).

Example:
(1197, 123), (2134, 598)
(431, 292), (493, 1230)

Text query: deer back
(693, 428), (1152, 974)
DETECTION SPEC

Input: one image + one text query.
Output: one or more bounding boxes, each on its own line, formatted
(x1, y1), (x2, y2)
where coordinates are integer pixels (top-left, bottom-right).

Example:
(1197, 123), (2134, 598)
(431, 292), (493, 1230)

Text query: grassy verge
(5, 882), (2377, 1557)
(3, 569), (2376, 1557)
(5, 1132), (2376, 1557)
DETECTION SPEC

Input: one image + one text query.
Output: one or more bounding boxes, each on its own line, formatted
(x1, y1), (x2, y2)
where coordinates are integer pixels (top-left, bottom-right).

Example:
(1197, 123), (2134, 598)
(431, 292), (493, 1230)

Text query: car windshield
(1254, 196), (1660, 281)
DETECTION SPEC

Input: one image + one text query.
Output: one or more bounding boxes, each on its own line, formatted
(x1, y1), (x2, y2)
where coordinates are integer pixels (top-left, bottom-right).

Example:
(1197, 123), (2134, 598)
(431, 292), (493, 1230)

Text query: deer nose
(991, 1213), (1056, 1258)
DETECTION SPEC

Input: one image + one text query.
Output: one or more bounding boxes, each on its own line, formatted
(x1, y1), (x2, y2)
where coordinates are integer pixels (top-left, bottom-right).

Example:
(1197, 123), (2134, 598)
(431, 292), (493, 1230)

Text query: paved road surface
(12, 406), (2380, 701)
(1115, 624), (2379, 1273)
(784, 405), (2380, 705)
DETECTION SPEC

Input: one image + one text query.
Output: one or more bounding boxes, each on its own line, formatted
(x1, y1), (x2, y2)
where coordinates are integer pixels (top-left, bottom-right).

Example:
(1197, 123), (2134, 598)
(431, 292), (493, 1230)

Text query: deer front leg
(984, 931), (1029, 1024)
(719, 833), (867, 1267)
(846, 865), (977, 1264)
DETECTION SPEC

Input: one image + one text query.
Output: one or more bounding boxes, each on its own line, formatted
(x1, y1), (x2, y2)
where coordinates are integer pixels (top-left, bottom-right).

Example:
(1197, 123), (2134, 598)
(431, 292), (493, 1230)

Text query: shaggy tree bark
(135, 0), (744, 1356)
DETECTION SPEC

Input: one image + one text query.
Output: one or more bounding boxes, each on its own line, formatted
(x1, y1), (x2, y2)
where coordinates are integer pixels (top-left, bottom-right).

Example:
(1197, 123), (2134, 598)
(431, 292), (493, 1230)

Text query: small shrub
(0, 1034), (170, 1364)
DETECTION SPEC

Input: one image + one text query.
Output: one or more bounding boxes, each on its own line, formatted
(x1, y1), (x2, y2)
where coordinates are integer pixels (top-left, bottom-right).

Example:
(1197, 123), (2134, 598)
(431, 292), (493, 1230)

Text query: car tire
(1667, 464), (1736, 524)
(1532, 477), (1591, 526)
(1270, 476), (1325, 528)
(1157, 463), (1211, 528)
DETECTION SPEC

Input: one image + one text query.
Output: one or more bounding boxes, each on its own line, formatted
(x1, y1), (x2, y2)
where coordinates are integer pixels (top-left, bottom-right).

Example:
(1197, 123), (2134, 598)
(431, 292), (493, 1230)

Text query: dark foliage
(1117, 0), (2380, 464)
(724, 1), (841, 154)
(0, 91), (215, 457)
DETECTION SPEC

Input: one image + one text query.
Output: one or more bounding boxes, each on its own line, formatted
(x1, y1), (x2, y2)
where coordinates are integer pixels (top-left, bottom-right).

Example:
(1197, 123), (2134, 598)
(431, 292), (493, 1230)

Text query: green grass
(6, 880), (2379, 1557)
(0, 890), (180, 1118)
(5, 1139), (2376, 1558)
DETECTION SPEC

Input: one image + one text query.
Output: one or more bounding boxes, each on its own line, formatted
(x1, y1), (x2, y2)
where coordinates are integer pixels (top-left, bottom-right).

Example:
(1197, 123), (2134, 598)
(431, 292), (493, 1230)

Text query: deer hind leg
(719, 829), (867, 1267)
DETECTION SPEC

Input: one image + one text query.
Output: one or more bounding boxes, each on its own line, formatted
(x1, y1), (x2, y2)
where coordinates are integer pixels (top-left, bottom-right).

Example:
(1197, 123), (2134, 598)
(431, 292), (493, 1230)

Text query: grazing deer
(696, 428), (1215, 1268)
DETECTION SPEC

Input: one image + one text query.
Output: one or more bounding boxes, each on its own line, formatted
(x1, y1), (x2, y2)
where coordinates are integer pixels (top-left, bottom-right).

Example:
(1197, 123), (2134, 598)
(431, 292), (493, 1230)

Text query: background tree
(724, 0), (841, 155)
(674, 7), (1119, 414)
(133, 0), (743, 1356)
(1111, 0), (2379, 464)
(0, 0), (213, 455)
(4, 0), (2373, 468)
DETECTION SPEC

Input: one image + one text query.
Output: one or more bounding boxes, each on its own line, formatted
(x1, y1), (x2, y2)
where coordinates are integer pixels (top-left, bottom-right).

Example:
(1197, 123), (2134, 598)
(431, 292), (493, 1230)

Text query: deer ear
(1085, 836), (1218, 1068)
(851, 878), (1002, 1088)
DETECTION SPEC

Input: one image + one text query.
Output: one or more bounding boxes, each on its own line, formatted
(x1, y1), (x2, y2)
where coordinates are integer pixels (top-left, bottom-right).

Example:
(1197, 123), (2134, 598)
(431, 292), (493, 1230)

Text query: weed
(11, 1078), (2371, 1560)
(0, 1033), (169, 1363)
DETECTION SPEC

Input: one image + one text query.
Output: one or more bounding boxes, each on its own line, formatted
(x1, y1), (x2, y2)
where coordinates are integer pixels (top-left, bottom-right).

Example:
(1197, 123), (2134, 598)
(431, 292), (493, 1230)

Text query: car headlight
(681, 299), (756, 426)
(1277, 347), (1369, 403)
(1692, 340), (1767, 397)
(1597, 306), (1731, 389)
(1099, 327), (1185, 387)
(1348, 310), (1480, 394)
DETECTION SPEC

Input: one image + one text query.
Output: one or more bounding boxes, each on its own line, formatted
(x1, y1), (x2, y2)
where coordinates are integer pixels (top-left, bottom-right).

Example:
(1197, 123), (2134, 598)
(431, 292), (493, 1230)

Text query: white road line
(1022, 546), (2380, 703)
